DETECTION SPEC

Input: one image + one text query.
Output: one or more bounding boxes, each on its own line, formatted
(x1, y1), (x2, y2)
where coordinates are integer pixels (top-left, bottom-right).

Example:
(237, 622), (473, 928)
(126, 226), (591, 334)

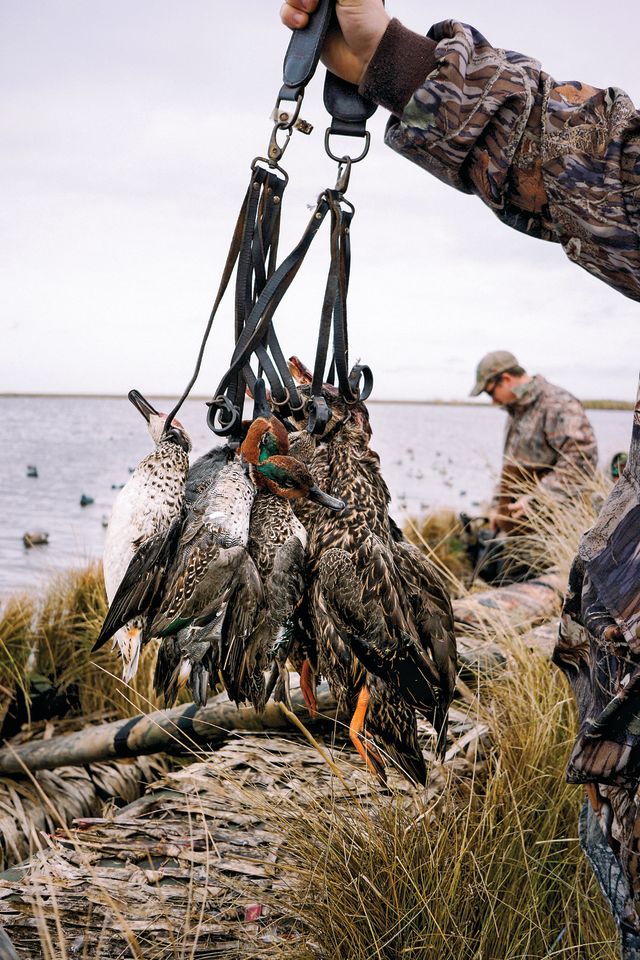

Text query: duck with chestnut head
(223, 382), (345, 711)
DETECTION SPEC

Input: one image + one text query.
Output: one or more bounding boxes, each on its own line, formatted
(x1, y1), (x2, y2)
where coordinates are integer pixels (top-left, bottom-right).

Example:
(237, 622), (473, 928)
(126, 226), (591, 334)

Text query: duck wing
(93, 513), (184, 651)
(366, 674), (427, 786)
(219, 551), (265, 707)
(148, 532), (239, 637)
(392, 540), (458, 755)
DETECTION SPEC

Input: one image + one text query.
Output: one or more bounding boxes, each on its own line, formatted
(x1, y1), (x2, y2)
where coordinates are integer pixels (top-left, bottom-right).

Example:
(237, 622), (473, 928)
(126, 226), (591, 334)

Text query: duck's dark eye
(259, 431), (279, 462)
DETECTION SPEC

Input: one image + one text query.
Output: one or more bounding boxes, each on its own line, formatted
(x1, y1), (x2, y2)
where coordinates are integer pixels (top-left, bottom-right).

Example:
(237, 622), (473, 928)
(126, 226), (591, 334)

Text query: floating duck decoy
(80, 494), (94, 507)
(23, 531), (49, 548)
(98, 390), (191, 680)
(26, 465), (38, 478)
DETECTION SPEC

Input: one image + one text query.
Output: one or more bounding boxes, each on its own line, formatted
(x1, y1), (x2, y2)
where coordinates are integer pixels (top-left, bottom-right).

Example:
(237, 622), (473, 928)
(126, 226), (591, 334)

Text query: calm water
(1, 396), (633, 598)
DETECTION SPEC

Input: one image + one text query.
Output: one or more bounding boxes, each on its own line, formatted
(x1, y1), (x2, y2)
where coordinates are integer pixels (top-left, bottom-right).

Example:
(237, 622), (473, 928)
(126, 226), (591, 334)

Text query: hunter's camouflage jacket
(491, 375), (598, 510)
(361, 19), (640, 302)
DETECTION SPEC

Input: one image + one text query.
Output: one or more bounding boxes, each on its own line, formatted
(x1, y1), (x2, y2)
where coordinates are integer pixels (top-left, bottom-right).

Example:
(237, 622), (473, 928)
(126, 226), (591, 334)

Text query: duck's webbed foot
(300, 658), (318, 718)
(349, 685), (387, 785)
(266, 631), (294, 708)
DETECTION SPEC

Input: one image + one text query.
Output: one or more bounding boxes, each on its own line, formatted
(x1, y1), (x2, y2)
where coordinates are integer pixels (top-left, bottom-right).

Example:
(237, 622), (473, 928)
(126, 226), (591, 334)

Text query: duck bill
(288, 356), (313, 385)
(128, 389), (160, 423)
(307, 485), (345, 511)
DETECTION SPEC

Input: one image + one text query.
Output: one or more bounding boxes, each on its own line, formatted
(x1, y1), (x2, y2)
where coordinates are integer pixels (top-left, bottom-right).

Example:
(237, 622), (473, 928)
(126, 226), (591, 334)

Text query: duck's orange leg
(349, 686), (386, 784)
(300, 660), (318, 717)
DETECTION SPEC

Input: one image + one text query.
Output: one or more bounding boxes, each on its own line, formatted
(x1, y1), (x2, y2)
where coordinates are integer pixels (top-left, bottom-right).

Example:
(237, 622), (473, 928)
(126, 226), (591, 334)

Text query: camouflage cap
(470, 350), (521, 397)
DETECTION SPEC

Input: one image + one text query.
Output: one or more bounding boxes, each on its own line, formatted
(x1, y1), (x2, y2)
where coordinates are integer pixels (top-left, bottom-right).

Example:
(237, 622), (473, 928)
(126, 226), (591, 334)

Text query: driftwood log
(453, 573), (564, 632)
(0, 682), (341, 776)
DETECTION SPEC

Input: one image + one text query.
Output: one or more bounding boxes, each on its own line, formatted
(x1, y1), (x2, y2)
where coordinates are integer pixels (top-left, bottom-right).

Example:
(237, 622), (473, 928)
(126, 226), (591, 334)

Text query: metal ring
(271, 386), (292, 411)
(271, 93), (303, 131)
(324, 129), (371, 165)
(206, 396), (240, 436)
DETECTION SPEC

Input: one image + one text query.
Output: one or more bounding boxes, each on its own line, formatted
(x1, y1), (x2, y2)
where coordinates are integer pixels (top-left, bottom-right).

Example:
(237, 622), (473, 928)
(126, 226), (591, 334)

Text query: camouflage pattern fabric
(382, 20), (640, 301)
(580, 799), (640, 958)
(491, 375), (598, 520)
(554, 381), (640, 931)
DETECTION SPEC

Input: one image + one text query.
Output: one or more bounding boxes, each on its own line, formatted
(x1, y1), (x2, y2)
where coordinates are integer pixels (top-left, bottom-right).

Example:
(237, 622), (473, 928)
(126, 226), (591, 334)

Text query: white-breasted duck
(98, 390), (191, 680)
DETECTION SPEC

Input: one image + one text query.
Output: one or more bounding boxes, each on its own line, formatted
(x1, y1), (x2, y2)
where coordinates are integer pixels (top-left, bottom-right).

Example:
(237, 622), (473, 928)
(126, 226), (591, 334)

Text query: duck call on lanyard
(165, 0), (376, 440)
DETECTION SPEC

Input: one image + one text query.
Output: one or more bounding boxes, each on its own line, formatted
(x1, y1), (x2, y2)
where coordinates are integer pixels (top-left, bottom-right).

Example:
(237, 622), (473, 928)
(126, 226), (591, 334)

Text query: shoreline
(0, 394), (634, 411)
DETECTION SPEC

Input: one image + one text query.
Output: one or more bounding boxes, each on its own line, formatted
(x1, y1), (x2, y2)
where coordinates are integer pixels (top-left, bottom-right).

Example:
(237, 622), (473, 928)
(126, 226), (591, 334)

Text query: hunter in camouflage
(359, 18), (640, 302)
(554, 381), (640, 934)
(470, 350), (598, 532)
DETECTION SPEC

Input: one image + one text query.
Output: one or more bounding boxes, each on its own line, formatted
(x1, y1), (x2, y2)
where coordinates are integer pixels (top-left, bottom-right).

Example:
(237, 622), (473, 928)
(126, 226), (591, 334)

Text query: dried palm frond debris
(0, 631), (619, 959)
(0, 747), (168, 874)
(0, 698), (485, 959)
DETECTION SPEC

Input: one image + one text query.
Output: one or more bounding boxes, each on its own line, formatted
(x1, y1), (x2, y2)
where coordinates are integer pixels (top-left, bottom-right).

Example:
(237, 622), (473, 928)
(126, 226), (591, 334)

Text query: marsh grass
(0, 593), (36, 724)
(0, 563), (165, 725)
(259, 638), (617, 959)
(499, 467), (611, 582)
(403, 510), (473, 592)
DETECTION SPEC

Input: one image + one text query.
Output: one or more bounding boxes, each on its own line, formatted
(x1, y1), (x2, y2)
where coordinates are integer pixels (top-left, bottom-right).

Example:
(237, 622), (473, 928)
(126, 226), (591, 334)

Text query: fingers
(280, 1), (319, 29)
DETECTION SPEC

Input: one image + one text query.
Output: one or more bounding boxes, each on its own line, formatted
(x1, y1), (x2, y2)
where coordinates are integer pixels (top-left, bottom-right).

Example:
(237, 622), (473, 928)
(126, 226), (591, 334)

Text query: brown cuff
(359, 18), (438, 116)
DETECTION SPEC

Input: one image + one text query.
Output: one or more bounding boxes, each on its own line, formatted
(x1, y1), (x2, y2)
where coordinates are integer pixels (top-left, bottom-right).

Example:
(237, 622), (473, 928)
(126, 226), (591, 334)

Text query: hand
(280, 0), (391, 86)
(507, 496), (530, 521)
(488, 511), (500, 533)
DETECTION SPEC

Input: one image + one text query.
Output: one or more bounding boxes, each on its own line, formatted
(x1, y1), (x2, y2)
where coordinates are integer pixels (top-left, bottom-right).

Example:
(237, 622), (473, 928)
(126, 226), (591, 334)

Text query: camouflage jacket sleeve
(360, 19), (640, 302)
(537, 399), (599, 499)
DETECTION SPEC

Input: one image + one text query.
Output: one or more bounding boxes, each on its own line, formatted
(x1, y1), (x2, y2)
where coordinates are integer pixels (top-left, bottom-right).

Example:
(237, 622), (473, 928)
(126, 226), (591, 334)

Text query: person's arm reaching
(281, 1), (640, 302)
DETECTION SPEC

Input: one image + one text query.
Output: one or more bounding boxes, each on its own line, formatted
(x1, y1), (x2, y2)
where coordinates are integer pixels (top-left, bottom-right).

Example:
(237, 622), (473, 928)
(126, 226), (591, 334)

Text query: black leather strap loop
(280, 0), (333, 101)
(207, 395), (241, 435)
(323, 71), (377, 135)
(306, 395), (331, 435)
(348, 363), (374, 401)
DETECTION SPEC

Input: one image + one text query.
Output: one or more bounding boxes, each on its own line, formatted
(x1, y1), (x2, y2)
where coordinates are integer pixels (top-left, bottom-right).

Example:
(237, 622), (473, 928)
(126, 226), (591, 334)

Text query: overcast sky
(2, 1), (639, 402)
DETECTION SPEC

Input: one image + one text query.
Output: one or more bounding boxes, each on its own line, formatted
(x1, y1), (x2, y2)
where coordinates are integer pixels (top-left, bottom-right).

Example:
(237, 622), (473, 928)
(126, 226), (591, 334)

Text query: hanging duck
(225, 380), (345, 711)
(287, 358), (457, 783)
(99, 390), (191, 681)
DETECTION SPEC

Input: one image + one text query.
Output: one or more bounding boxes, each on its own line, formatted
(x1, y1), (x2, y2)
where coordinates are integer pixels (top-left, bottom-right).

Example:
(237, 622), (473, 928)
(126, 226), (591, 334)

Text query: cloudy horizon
(3, 1), (639, 403)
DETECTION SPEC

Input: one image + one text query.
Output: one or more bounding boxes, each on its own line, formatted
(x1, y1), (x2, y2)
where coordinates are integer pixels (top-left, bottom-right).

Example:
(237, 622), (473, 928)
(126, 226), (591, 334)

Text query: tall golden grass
(0, 562), (164, 726)
(257, 639), (616, 959)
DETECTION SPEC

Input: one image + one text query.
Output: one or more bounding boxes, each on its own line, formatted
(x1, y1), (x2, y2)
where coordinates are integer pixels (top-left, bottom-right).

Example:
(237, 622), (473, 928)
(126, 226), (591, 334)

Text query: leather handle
(280, 0), (334, 100)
